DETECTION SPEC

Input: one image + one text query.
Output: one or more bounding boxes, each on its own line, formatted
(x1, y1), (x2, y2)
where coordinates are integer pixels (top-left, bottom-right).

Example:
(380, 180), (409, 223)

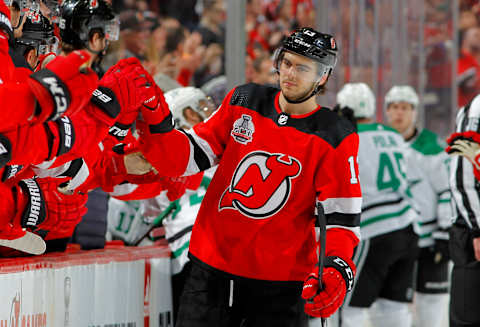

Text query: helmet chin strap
(85, 40), (109, 67)
(283, 73), (328, 104)
(284, 84), (317, 104)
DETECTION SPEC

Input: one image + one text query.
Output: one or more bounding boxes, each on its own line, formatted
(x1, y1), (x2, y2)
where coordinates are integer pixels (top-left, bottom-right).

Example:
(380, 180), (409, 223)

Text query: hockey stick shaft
(316, 202), (327, 327)
(132, 213), (165, 246)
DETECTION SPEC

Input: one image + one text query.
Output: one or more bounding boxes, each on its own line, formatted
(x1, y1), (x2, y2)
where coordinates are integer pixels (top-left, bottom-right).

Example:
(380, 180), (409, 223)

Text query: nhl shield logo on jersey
(277, 113), (289, 125)
(231, 114), (255, 144)
(219, 151), (302, 218)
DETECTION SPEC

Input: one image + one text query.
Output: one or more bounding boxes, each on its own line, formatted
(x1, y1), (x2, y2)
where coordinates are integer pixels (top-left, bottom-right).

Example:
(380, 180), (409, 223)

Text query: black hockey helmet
(274, 27), (338, 77)
(16, 11), (57, 56)
(59, 0), (119, 50)
(21, 10), (53, 39)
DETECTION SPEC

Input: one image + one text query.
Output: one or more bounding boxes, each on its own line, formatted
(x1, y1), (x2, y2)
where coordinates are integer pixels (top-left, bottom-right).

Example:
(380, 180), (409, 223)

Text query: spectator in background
(148, 24), (205, 89)
(119, 10), (151, 61)
(458, 26), (480, 108)
(246, 0), (265, 32)
(196, 0), (225, 47)
(161, 0), (199, 30)
(459, 10), (478, 31)
(250, 53), (278, 86)
(193, 41), (224, 86)
(149, 22), (185, 77)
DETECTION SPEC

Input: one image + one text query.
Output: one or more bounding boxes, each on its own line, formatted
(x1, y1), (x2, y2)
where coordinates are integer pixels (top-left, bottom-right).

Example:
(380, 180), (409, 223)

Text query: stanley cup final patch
(231, 114), (255, 145)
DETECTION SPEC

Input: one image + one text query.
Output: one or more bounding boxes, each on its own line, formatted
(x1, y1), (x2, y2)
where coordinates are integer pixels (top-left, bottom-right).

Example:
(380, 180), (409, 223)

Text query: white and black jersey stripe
(450, 101), (480, 229)
(180, 129), (218, 176)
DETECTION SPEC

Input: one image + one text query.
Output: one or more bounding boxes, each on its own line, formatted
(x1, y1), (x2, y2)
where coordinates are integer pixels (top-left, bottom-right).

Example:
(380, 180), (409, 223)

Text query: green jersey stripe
(172, 241), (190, 259)
(360, 205), (412, 227)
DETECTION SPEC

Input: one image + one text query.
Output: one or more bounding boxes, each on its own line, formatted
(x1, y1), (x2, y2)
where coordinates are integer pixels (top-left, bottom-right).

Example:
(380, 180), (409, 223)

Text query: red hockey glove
(99, 59), (151, 141)
(302, 256), (356, 318)
(137, 74), (174, 135)
(4, 119), (60, 166)
(13, 178), (87, 241)
(0, 0), (13, 44)
(28, 50), (98, 123)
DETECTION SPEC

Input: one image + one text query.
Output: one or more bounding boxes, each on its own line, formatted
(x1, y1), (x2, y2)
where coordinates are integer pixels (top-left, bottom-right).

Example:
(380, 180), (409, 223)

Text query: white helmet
(336, 83), (375, 118)
(164, 87), (209, 129)
(384, 85), (419, 109)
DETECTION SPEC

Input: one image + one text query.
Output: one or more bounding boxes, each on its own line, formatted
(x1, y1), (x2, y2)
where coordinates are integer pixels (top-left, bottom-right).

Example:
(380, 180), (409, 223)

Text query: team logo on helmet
(231, 114), (255, 145)
(330, 37), (336, 50)
(89, 0), (99, 9)
(28, 11), (41, 23)
(219, 151), (302, 218)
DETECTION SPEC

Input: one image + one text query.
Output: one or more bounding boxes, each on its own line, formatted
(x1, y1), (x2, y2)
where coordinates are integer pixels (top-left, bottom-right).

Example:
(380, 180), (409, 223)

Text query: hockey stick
(132, 206), (173, 246)
(316, 202), (327, 327)
(0, 231), (46, 255)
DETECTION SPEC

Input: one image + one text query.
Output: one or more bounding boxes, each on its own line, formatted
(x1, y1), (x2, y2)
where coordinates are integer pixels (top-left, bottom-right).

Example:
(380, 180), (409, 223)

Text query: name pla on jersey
(23, 179), (44, 227)
(92, 88), (113, 103)
(42, 77), (68, 115)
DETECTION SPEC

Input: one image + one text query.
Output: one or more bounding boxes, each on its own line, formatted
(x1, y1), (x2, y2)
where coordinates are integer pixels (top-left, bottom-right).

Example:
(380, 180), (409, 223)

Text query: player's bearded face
(278, 52), (319, 101)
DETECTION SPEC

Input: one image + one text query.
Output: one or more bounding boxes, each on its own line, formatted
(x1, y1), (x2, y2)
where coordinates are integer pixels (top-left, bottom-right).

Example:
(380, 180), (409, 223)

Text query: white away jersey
(107, 168), (216, 274)
(405, 129), (452, 247)
(357, 123), (419, 239)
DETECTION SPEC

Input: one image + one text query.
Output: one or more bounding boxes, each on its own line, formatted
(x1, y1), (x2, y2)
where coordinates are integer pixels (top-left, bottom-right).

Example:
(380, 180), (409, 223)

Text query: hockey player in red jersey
(0, 0), (152, 252)
(0, 0), (98, 132)
(136, 28), (362, 326)
(0, 0), (128, 173)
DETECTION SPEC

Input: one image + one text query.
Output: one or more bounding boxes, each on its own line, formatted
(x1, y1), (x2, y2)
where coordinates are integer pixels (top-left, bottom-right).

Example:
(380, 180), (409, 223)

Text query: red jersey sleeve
(315, 132), (362, 260)
(139, 88), (235, 177)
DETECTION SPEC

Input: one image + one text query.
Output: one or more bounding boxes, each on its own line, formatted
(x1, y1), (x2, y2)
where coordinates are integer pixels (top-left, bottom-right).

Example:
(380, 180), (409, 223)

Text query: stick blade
(0, 231), (46, 255)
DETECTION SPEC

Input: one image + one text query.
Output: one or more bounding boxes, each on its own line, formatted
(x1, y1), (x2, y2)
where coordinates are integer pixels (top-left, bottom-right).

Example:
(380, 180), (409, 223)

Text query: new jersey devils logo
(89, 0), (99, 8)
(219, 151), (302, 218)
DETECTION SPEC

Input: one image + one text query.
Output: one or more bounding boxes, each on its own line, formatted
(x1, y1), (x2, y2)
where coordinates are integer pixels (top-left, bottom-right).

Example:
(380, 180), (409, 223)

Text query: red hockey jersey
(140, 83), (362, 281)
